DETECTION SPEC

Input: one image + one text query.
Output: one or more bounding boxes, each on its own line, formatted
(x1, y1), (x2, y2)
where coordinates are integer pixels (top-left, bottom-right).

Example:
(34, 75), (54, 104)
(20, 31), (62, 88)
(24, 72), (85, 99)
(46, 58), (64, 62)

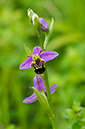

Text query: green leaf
(32, 87), (53, 118)
(72, 120), (83, 129)
(73, 98), (81, 107)
(81, 108), (85, 119)
(24, 43), (32, 56)
(49, 17), (54, 35)
(43, 17), (54, 50)
(72, 98), (81, 112)
(63, 108), (74, 119)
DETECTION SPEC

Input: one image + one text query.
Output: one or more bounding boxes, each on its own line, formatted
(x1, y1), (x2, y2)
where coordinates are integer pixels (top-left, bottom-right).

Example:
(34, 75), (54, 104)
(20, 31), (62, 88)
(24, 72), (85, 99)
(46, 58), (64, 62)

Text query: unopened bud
(40, 18), (49, 32)
(32, 13), (41, 27)
(27, 8), (34, 22)
(27, 8), (41, 36)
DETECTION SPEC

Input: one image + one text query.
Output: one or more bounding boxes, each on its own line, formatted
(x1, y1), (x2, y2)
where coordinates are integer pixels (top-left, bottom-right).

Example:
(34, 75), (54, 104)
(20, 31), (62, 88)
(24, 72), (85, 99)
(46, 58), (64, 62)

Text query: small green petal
(24, 43), (32, 56)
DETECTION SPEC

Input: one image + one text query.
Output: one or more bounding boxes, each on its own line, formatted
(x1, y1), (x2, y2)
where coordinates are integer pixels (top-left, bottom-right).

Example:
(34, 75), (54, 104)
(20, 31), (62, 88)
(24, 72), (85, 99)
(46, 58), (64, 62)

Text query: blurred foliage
(64, 98), (85, 129)
(0, 0), (85, 129)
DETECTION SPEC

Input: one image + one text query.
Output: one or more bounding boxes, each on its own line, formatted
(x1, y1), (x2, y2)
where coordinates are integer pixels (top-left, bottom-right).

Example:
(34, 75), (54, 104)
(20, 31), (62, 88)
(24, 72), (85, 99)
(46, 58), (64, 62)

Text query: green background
(0, 0), (85, 129)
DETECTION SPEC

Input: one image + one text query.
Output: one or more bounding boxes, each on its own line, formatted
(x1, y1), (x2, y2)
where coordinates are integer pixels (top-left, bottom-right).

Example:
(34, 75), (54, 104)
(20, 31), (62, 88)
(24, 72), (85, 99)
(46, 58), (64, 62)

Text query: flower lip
(23, 75), (57, 103)
(40, 18), (49, 31)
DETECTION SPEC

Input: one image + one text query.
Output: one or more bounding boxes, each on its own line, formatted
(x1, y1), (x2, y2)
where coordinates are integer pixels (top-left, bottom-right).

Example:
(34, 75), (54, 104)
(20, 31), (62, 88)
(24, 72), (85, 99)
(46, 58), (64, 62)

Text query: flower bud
(27, 8), (34, 22)
(40, 18), (49, 32)
(32, 13), (41, 30)
(27, 8), (41, 36)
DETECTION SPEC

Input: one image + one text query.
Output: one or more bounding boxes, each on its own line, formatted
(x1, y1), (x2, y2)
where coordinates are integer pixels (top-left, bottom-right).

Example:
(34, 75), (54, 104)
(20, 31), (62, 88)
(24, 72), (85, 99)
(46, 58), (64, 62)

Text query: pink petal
(40, 18), (49, 31)
(33, 75), (46, 91)
(23, 93), (37, 103)
(50, 84), (57, 94)
(32, 46), (42, 55)
(40, 51), (59, 62)
(19, 56), (32, 69)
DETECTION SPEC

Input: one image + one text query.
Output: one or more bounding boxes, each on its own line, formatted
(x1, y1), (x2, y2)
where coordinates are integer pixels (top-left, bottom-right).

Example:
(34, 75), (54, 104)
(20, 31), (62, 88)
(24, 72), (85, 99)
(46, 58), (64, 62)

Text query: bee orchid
(19, 46), (59, 74)
(23, 75), (57, 103)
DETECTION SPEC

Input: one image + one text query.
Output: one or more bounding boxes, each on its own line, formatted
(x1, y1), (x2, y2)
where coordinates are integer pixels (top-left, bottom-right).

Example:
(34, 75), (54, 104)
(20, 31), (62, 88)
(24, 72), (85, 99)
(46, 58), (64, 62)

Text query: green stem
(43, 68), (58, 129)
(43, 67), (51, 107)
(38, 34), (51, 105)
(49, 114), (58, 129)
(38, 31), (58, 129)
(38, 33), (43, 49)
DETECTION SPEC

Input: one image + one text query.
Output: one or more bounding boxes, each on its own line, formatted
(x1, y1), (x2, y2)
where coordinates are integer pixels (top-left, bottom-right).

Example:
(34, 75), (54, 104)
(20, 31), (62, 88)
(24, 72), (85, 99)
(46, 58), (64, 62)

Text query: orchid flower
(23, 75), (57, 103)
(19, 46), (59, 70)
